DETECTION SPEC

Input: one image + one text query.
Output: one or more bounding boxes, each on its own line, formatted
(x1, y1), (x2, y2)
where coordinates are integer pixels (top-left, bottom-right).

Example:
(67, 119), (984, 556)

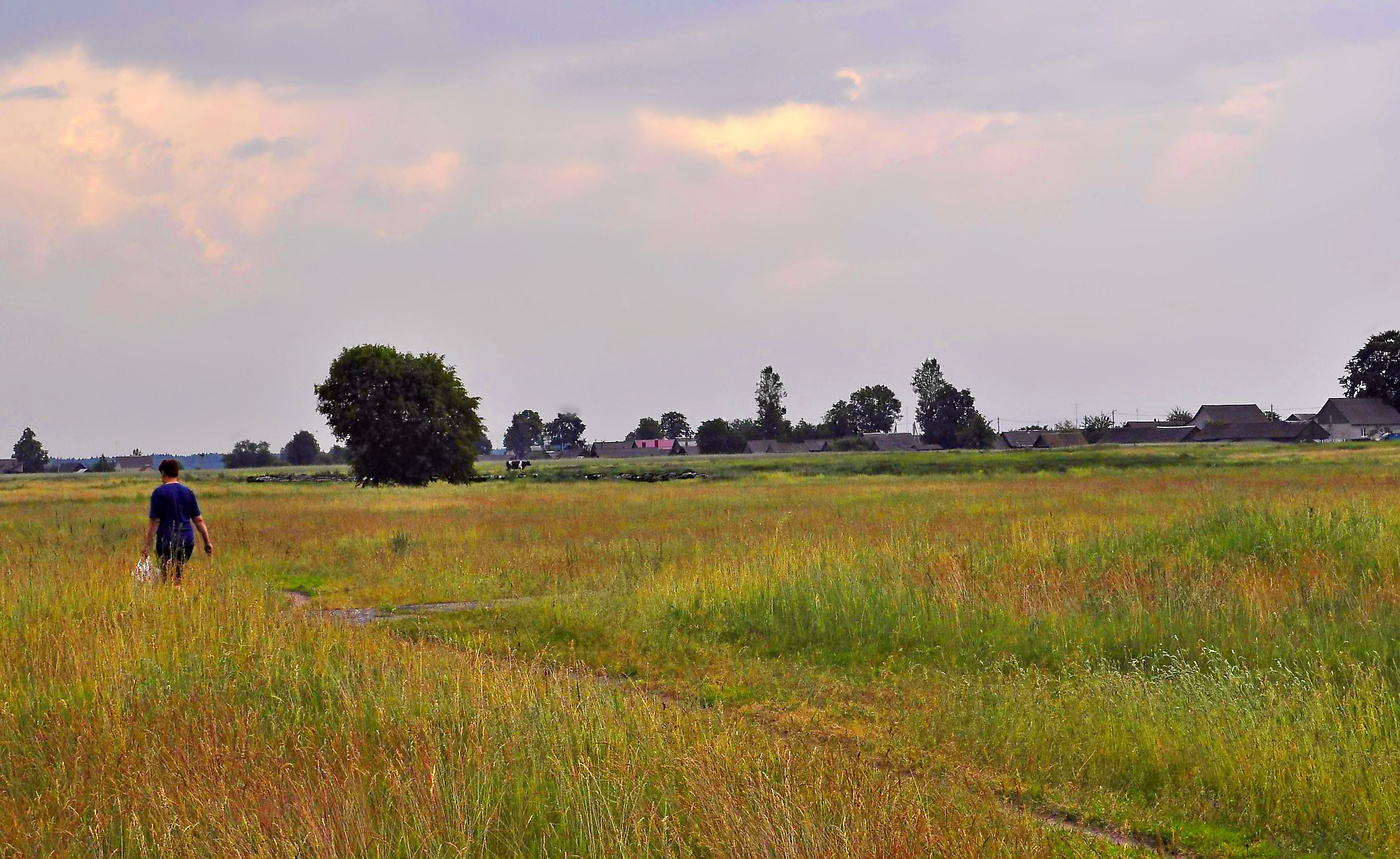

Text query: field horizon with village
(5, 441), (1400, 856)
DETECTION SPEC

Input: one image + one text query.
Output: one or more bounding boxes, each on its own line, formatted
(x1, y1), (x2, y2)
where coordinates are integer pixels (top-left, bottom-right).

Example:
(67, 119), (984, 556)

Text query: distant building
(1285, 413), (1317, 423)
(758, 440), (830, 454)
(0, 458), (18, 474)
(1033, 431), (1089, 448)
(1192, 421), (1329, 443)
(114, 455), (154, 471)
(1189, 404), (1268, 428)
(634, 438), (675, 450)
(994, 431), (1041, 450)
(1312, 398), (1400, 441)
(863, 432), (942, 452)
(587, 441), (679, 458)
(744, 439), (778, 454)
(1097, 426), (1200, 445)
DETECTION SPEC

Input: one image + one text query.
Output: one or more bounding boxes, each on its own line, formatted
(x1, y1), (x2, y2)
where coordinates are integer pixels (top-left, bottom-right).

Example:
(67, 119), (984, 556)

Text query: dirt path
(284, 588), (1187, 856)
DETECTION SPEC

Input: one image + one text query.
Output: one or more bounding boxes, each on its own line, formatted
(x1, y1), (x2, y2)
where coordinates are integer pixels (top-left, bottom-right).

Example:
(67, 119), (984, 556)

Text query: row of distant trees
(12, 331), (1400, 486)
(222, 433), (349, 468)
(498, 358), (995, 456)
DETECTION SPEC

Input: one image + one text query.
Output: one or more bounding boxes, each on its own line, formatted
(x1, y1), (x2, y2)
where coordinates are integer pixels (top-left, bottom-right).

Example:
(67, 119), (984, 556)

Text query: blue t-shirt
(149, 482), (201, 545)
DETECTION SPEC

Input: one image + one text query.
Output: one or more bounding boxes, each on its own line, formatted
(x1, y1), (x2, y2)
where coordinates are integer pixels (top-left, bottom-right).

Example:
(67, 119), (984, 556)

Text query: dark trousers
(156, 540), (194, 583)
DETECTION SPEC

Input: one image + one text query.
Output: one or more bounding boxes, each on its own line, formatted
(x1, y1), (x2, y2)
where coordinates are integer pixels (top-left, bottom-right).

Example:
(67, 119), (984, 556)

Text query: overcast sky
(3, 1), (1399, 456)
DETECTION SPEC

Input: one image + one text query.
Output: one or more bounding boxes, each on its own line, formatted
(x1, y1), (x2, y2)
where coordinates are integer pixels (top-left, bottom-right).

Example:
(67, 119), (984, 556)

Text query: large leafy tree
(849, 385), (902, 434)
(1341, 330), (1400, 408)
(633, 416), (663, 440)
(503, 410), (546, 457)
(912, 357), (994, 448)
(225, 440), (276, 469)
(823, 400), (856, 438)
(659, 411), (691, 440)
(912, 358), (945, 440)
(695, 418), (746, 454)
(12, 427), (48, 473)
(315, 344), (484, 485)
(545, 412), (586, 448)
(921, 387), (994, 448)
(282, 430), (321, 466)
(755, 366), (790, 439)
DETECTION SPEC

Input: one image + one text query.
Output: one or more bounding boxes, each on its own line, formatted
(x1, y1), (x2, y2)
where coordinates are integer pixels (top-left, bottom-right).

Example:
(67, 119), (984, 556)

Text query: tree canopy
(1341, 330), (1400, 409)
(849, 385), (902, 434)
(911, 357), (993, 448)
(315, 344), (483, 485)
(633, 416), (662, 440)
(504, 410), (546, 457)
(12, 428), (48, 473)
(282, 430), (321, 466)
(695, 418), (747, 454)
(225, 440), (276, 469)
(659, 411), (691, 440)
(545, 412), (586, 448)
(754, 366), (790, 439)
(823, 400), (856, 438)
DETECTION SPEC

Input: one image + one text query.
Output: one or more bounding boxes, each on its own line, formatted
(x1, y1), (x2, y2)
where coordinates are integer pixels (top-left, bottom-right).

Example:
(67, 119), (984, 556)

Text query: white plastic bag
(133, 557), (155, 584)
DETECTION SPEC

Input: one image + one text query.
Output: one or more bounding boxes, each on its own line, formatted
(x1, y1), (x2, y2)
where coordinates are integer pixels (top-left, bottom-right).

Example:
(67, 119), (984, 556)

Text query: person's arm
(193, 515), (213, 554)
(142, 518), (157, 558)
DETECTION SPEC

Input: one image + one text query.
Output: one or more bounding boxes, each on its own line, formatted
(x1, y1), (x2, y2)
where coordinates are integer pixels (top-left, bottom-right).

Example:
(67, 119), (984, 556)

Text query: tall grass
(0, 524), (1054, 856)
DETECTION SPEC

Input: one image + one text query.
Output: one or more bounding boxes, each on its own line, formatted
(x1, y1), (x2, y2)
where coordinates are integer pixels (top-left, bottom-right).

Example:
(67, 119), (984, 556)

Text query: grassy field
(5, 443), (1400, 856)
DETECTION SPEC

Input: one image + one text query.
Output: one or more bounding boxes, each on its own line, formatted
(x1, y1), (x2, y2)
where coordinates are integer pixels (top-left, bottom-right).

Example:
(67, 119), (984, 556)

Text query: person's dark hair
(159, 459), (180, 477)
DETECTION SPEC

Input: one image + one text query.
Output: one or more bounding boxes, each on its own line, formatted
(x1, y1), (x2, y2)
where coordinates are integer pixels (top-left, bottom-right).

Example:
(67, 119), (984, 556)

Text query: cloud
(0, 83), (66, 100)
(0, 49), (464, 265)
(228, 136), (310, 161)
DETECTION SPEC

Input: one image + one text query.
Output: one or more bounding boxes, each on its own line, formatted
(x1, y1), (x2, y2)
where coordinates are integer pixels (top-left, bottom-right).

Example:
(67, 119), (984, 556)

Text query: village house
(114, 455), (153, 471)
(994, 430), (1041, 450)
(0, 458), (18, 474)
(863, 432), (941, 452)
(1097, 425), (1200, 444)
(1311, 398), (1400, 440)
(1189, 404), (1268, 428)
(1034, 431), (1089, 448)
(1192, 421), (1329, 443)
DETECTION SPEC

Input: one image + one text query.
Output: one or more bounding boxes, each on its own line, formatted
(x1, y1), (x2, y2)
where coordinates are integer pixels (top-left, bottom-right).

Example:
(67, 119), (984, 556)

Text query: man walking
(142, 459), (212, 583)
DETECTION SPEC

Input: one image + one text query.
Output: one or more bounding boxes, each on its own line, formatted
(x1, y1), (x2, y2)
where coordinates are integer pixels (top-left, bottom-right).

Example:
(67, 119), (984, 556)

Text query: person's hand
(203, 541), (213, 556)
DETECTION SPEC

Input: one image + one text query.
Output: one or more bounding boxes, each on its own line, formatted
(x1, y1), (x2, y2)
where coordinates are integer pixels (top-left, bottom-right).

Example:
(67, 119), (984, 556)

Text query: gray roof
(1034, 431), (1089, 448)
(997, 431), (1041, 449)
(767, 441), (828, 454)
(589, 441), (638, 458)
(745, 439), (778, 454)
(1097, 426), (1199, 444)
(1191, 404), (1267, 426)
(864, 432), (941, 451)
(1285, 413), (1317, 422)
(1193, 421), (1330, 442)
(1315, 398), (1400, 426)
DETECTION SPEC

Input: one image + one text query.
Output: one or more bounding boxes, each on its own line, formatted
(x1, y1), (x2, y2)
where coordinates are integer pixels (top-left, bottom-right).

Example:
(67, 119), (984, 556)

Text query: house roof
(1285, 413), (1317, 422)
(0, 458), (17, 473)
(589, 441), (637, 458)
(1097, 426), (1199, 444)
(1191, 404), (1267, 425)
(864, 432), (942, 451)
(997, 431), (1040, 449)
(114, 455), (153, 469)
(744, 439), (778, 454)
(1193, 421), (1330, 442)
(766, 440), (830, 454)
(1034, 431), (1088, 448)
(1315, 398), (1400, 426)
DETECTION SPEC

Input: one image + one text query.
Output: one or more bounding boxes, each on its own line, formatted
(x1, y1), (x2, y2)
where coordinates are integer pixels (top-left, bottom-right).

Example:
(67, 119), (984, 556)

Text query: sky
(3, 1), (1399, 456)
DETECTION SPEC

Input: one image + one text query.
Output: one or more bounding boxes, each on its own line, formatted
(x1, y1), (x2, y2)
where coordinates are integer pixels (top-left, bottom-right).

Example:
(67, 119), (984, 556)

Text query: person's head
(158, 459), (180, 480)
